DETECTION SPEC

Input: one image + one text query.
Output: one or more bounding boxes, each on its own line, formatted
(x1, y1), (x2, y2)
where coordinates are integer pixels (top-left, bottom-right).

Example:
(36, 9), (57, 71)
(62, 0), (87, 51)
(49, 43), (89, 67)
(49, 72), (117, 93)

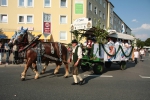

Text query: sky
(110, 0), (150, 41)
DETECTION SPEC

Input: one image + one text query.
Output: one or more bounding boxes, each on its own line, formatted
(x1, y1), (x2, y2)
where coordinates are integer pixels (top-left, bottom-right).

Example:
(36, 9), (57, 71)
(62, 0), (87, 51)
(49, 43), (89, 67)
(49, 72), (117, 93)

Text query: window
(94, 7), (97, 14)
(103, 25), (105, 29)
(18, 15), (33, 23)
(88, 2), (92, 11)
(110, 17), (111, 24)
(27, 0), (33, 7)
(103, 13), (105, 19)
(27, 15), (33, 23)
(0, 0), (7, 6)
(0, 14), (8, 23)
(44, 0), (50, 7)
(110, 8), (113, 14)
(18, 0), (34, 7)
(19, 0), (24, 6)
(103, 2), (105, 8)
(19, 15), (25, 23)
(60, 15), (67, 24)
(60, 0), (67, 7)
(99, 0), (102, 4)
(114, 25), (116, 30)
(99, 11), (102, 17)
(60, 31), (67, 40)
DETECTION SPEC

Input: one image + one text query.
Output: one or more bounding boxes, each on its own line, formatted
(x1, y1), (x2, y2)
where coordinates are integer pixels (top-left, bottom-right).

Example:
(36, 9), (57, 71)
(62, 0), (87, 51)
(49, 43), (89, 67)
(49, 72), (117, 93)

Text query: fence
(0, 48), (24, 65)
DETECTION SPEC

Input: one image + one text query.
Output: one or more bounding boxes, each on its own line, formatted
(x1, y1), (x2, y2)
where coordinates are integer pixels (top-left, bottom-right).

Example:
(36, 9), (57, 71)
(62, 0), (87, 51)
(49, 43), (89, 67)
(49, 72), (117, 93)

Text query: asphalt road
(0, 53), (150, 100)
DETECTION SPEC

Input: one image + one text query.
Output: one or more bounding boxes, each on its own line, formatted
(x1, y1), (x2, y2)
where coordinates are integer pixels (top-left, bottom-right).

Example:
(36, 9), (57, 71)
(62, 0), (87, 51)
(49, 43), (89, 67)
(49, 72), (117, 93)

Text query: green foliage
(71, 30), (85, 42)
(144, 38), (150, 46)
(136, 39), (145, 48)
(93, 20), (109, 44)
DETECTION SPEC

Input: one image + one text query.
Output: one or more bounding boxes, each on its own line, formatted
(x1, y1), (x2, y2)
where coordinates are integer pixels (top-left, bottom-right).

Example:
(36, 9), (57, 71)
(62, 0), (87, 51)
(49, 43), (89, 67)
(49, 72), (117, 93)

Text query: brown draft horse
(13, 29), (70, 81)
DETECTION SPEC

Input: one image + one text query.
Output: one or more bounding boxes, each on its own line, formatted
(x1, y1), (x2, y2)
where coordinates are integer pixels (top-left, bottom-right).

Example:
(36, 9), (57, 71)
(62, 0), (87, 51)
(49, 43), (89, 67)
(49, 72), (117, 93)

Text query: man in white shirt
(134, 49), (139, 64)
(71, 39), (85, 85)
(139, 48), (145, 61)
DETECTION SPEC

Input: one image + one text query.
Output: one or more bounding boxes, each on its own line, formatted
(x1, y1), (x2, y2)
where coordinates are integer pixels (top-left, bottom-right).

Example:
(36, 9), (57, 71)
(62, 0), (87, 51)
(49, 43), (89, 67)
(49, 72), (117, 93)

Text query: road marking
(139, 75), (150, 78)
(84, 74), (113, 77)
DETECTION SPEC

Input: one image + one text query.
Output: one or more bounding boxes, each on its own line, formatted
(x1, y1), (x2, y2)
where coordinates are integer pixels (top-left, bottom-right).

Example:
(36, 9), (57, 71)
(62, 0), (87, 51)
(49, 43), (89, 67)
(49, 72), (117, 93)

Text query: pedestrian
(4, 40), (10, 65)
(13, 38), (19, 64)
(139, 48), (145, 61)
(36, 42), (42, 72)
(70, 39), (85, 85)
(133, 49), (139, 64)
(0, 41), (3, 65)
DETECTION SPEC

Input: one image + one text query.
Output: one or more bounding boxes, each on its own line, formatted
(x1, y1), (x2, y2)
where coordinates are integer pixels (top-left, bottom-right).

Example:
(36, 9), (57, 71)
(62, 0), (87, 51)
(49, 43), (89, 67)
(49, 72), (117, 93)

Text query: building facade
(0, 0), (132, 43)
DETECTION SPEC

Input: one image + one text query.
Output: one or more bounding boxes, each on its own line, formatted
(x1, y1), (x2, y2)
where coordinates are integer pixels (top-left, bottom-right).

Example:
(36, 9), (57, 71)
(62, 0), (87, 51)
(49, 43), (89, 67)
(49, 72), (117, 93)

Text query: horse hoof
(21, 78), (25, 81)
(35, 75), (39, 79)
(64, 76), (68, 78)
(54, 72), (59, 74)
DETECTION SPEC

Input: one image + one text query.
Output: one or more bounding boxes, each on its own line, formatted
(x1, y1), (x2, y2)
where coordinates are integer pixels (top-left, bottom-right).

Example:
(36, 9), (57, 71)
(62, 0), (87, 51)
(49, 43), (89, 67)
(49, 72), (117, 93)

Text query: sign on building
(75, 0), (83, 14)
(71, 17), (92, 30)
(42, 13), (51, 38)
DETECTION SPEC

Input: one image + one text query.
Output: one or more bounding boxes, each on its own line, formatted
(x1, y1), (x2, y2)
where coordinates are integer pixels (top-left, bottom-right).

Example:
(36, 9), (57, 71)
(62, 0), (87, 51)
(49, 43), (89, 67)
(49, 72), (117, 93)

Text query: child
(134, 49), (139, 64)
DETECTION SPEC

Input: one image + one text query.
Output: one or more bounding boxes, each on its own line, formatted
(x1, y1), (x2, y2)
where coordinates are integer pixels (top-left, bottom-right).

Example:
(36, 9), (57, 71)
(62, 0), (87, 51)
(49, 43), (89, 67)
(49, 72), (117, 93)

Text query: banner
(103, 45), (132, 61)
(42, 13), (51, 38)
(71, 17), (92, 30)
(91, 44), (132, 61)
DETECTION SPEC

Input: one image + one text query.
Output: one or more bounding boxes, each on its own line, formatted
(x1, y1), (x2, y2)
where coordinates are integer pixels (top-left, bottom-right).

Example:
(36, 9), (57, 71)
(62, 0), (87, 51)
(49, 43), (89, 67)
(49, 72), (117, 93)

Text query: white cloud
(141, 24), (150, 30)
(132, 24), (150, 41)
(132, 19), (138, 22)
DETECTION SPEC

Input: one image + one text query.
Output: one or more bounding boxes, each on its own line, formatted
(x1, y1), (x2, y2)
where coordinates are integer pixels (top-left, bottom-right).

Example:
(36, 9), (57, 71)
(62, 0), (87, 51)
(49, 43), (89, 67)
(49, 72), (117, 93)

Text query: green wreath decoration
(90, 43), (134, 58)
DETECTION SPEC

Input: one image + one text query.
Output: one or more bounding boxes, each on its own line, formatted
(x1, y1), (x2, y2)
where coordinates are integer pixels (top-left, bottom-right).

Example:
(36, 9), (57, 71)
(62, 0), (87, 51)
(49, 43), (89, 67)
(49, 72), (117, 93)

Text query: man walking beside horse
(70, 39), (85, 85)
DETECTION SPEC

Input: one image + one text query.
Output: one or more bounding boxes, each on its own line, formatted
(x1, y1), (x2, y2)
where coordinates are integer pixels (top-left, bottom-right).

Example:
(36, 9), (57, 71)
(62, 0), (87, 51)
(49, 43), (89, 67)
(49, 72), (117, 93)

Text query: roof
(108, 30), (135, 40)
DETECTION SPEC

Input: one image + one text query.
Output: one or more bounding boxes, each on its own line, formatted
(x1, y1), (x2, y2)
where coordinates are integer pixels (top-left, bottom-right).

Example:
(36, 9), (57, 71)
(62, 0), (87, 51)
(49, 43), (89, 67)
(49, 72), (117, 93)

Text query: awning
(0, 34), (7, 39)
(108, 31), (135, 40)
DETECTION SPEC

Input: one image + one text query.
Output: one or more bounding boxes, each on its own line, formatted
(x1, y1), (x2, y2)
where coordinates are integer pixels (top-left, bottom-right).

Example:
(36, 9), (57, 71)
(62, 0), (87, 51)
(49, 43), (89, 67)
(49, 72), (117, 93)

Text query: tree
(144, 38), (150, 46)
(136, 39), (145, 48)
(92, 20), (109, 44)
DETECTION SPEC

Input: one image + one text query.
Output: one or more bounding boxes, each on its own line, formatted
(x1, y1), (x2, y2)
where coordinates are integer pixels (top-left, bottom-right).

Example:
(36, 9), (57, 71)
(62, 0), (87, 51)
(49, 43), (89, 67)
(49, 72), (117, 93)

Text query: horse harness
(31, 42), (63, 62)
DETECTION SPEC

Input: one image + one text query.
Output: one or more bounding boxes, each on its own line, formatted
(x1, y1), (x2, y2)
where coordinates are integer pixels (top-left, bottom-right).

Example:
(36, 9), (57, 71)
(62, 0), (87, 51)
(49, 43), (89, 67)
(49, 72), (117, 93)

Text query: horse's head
(8, 27), (29, 48)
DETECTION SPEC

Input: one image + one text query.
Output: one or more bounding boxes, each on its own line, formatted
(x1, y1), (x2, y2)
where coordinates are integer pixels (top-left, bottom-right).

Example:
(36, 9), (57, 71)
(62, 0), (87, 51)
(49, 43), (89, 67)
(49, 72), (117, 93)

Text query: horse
(10, 27), (70, 81)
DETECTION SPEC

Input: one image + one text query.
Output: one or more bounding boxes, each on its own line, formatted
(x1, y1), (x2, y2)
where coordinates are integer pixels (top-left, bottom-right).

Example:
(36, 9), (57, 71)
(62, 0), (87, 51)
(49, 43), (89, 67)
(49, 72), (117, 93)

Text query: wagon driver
(71, 39), (85, 85)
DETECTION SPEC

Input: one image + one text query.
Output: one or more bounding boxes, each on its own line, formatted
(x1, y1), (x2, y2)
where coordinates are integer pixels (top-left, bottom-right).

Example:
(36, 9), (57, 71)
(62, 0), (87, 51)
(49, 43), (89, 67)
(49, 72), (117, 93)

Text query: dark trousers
(5, 51), (10, 63)
(135, 58), (138, 64)
(13, 51), (18, 63)
(140, 54), (143, 59)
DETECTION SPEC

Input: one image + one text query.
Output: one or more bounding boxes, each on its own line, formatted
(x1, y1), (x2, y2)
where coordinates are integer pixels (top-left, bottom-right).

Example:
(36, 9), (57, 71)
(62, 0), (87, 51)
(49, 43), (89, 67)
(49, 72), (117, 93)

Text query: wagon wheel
(81, 63), (90, 72)
(105, 62), (112, 68)
(120, 61), (126, 70)
(93, 62), (104, 75)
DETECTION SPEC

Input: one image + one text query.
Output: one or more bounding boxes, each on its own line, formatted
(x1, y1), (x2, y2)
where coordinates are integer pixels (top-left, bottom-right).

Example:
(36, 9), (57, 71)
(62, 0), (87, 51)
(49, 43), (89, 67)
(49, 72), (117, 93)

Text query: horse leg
(21, 58), (32, 81)
(41, 61), (49, 74)
(32, 63), (39, 79)
(54, 62), (61, 74)
(64, 63), (70, 78)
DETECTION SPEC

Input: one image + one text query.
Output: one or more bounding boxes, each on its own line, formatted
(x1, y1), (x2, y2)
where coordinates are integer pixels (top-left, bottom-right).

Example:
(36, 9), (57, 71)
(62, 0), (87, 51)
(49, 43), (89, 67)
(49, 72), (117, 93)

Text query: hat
(87, 37), (92, 40)
(71, 39), (78, 43)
